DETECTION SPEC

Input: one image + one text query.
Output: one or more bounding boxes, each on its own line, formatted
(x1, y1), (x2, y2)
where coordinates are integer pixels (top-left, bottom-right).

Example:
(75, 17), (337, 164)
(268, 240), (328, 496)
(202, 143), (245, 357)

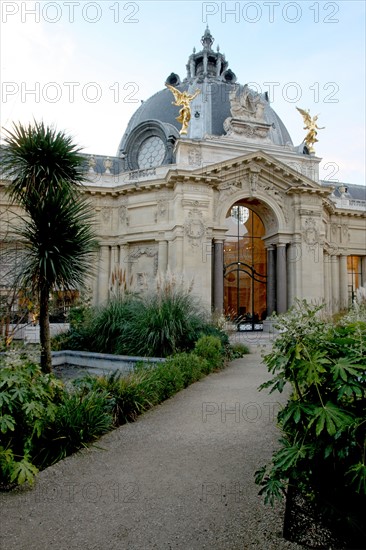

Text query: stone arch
(216, 189), (286, 237)
(212, 191), (289, 323)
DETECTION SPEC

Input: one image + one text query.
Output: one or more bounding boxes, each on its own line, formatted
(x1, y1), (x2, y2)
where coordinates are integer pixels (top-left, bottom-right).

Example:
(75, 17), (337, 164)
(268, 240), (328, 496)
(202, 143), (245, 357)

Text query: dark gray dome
(117, 28), (293, 157)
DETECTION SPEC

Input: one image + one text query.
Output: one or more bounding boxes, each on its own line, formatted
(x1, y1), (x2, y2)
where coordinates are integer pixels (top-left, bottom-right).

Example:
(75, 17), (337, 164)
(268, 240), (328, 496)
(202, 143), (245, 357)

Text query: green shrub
(119, 291), (207, 357)
(147, 360), (185, 399)
(2, 313), (236, 490)
(255, 300), (366, 544)
(52, 288), (231, 359)
(198, 324), (230, 349)
(90, 296), (141, 354)
(51, 326), (93, 351)
(85, 370), (159, 425)
(227, 343), (250, 359)
(194, 335), (224, 371)
(35, 388), (114, 467)
(0, 349), (64, 487)
(165, 352), (207, 387)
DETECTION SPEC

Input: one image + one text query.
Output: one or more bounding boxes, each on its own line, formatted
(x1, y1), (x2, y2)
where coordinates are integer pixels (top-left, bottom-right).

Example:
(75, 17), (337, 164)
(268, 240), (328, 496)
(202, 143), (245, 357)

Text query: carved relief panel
(155, 192), (169, 223)
(184, 209), (207, 249)
(118, 198), (129, 227)
(127, 245), (158, 289)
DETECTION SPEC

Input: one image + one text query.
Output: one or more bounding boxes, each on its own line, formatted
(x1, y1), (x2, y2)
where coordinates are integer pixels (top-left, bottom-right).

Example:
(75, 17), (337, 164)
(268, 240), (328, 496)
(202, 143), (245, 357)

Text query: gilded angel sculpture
(166, 84), (201, 135)
(296, 107), (325, 153)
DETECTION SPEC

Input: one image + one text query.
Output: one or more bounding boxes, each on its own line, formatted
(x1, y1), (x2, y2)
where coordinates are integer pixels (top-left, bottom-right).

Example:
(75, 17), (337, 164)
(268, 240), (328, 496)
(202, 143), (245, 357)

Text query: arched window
(224, 203), (267, 331)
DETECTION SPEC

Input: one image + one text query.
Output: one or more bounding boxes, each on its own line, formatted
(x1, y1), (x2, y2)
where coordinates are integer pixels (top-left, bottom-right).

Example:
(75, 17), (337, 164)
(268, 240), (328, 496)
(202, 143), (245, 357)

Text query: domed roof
(117, 28), (293, 157)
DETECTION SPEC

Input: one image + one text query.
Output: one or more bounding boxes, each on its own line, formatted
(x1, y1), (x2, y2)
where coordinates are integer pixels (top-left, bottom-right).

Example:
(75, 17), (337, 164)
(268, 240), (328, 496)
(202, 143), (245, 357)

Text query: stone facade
(76, 139), (365, 317)
(1, 28), (365, 327)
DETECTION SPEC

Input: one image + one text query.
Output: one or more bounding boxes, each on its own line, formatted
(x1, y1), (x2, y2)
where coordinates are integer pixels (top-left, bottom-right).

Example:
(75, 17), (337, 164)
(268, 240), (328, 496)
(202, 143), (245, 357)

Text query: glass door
(223, 204), (267, 331)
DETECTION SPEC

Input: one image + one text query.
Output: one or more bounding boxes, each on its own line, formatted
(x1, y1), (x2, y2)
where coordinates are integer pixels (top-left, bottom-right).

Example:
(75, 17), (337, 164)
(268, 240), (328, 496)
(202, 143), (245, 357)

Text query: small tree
(1, 121), (98, 372)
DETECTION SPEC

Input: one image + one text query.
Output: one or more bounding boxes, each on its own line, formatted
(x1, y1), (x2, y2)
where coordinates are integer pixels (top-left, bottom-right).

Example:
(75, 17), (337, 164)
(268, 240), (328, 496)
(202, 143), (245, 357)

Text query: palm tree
(1, 121), (98, 372)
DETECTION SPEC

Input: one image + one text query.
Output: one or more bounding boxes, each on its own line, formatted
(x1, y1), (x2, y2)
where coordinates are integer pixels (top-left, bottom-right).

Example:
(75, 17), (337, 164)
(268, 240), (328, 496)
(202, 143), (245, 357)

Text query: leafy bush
(80, 369), (160, 425)
(89, 296), (140, 354)
(255, 300), (366, 544)
(2, 314), (235, 490)
(146, 359), (185, 400)
(35, 388), (114, 467)
(194, 335), (224, 371)
(53, 290), (228, 358)
(165, 352), (207, 387)
(115, 292), (207, 356)
(0, 349), (64, 487)
(227, 342), (250, 359)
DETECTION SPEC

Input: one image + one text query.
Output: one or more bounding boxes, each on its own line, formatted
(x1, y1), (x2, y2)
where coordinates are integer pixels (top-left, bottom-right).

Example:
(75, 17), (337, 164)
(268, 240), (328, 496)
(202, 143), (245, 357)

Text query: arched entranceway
(223, 203), (267, 331)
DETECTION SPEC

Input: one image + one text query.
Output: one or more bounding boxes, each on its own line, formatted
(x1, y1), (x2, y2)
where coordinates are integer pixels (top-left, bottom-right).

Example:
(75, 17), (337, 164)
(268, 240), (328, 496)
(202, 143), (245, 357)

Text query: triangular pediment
(188, 150), (326, 193)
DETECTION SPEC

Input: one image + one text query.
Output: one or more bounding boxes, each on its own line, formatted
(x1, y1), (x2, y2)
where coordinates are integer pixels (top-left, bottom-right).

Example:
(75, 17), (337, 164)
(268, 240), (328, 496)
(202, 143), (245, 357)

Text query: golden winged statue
(166, 84), (201, 135)
(296, 107), (325, 153)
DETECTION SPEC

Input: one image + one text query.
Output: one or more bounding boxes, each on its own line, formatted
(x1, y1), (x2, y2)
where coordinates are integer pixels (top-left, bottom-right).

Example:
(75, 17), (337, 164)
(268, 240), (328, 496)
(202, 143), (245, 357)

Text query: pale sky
(1, 0), (365, 185)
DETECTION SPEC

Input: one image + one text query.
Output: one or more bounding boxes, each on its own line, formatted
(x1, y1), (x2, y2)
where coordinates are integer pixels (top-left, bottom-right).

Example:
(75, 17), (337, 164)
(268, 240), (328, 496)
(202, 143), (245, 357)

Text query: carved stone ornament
(229, 84), (266, 122)
(260, 205), (277, 233)
(215, 180), (242, 217)
(223, 117), (271, 141)
(331, 223), (338, 236)
(119, 203), (129, 226)
(188, 145), (202, 167)
(155, 194), (169, 222)
(217, 180), (242, 203)
(103, 157), (112, 174)
(101, 206), (111, 222)
(249, 168), (260, 195)
(128, 246), (158, 276)
(303, 217), (319, 248)
(341, 222), (349, 244)
(184, 209), (206, 248)
(128, 168), (156, 181)
(88, 155), (97, 172)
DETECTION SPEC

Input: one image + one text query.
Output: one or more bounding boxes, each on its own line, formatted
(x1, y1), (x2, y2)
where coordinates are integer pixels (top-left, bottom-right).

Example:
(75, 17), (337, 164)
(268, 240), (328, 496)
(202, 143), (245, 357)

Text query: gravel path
(0, 350), (303, 550)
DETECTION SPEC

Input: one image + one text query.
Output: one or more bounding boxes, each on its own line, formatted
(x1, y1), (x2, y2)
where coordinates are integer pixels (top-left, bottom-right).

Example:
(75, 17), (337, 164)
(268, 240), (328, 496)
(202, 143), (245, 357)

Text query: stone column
(286, 243), (295, 309)
(266, 246), (276, 315)
(323, 252), (330, 311)
(331, 255), (340, 313)
(111, 245), (119, 265)
(118, 244), (129, 290)
(175, 235), (183, 272)
(119, 243), (128, 267)
(98, 245), (110, 305)
(158, 240), (168, 273)
(91, 246), (100, 306)
(276, 244), (287, 314)
(213, 240), (224, 313)
(362, 257), (366, 287)
(339, 254), (348, 310)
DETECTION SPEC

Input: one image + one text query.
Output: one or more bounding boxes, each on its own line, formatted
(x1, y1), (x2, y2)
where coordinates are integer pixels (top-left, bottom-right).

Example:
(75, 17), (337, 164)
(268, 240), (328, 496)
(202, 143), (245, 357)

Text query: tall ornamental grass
(54, 286), (226, 357)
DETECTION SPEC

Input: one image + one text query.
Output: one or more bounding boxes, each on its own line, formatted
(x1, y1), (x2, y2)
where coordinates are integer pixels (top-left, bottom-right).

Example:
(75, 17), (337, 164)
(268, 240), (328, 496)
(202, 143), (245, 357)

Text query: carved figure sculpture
(296, 107), (325, 153)
(166, 84), (201, 135)
(229, 84), (266, 122)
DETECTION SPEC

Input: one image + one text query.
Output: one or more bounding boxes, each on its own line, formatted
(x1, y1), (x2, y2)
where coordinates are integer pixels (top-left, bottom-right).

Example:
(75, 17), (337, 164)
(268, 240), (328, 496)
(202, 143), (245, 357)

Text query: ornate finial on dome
(201, 25), (214, 50)
(193, 47), (196, 53)
(217, 44), (220, 52)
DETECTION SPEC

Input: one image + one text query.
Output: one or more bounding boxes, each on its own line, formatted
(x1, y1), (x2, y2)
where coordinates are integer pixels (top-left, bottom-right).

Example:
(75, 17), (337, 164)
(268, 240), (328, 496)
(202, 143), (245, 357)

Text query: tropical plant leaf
(0, 414), (16, 433)
(331, 357), (366, 382)
(346, 463), (366, 495)
(309, 402), (355, 436)
(258, 476), (286, 506)
(279, 400), (314, 428)
(273, 439), (311, 472)
(9, 458), (39, 485)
